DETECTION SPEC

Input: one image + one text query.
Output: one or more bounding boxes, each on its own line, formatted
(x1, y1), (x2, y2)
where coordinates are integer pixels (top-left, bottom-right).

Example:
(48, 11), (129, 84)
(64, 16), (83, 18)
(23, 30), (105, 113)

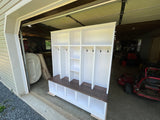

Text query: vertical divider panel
(51, 45), (54, 76)
(68, 46), (71, 81)
(64, 87), (67, 96)
(106, 27), (116, 94)
(52, 46), (61, 76)
(69, 32), (71, 82)
(91, 46), (96, 89)
(55, 83), (58, 92)
(106, 46), (112, 94)
(79, 30), (82, 86)
(75, 91), (78, 101)
(104, 103), (107, 119)
(88, 96), (91, 108)
(79, 46), (82, 86)
(59, 46), (62, 79)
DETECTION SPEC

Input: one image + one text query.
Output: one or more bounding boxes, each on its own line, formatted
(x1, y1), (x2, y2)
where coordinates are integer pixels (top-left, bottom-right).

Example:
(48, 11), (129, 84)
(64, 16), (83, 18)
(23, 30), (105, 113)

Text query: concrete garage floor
(31, 58), (160, 120)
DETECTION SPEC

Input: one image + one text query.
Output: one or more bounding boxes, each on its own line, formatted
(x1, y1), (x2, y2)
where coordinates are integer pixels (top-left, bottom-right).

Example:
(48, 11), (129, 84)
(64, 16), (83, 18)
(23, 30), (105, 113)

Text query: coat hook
(107, 50), (109, 53)
(100, 50), (102, 53)
(92, 49), (94, 52)
(86, 49), (88, 52)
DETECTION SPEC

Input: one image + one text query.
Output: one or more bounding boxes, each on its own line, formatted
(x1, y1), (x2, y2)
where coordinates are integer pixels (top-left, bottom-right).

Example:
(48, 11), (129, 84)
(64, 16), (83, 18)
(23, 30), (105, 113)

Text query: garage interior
(19, 0), (160, 120)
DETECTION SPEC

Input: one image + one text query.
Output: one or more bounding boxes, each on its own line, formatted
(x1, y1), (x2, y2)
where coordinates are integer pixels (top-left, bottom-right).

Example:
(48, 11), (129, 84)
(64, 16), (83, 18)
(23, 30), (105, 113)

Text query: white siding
(0, 0), (21, 93)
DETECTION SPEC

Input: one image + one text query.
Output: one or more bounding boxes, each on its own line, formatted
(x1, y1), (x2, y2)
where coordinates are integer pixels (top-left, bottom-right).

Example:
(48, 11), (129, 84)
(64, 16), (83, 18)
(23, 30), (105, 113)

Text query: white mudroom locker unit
(48, 22), (116, 120)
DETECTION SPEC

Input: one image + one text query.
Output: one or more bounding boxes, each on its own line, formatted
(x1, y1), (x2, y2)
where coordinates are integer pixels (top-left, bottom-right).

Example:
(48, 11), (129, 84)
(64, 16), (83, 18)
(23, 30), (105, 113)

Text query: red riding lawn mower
(118, 66), (160, 101)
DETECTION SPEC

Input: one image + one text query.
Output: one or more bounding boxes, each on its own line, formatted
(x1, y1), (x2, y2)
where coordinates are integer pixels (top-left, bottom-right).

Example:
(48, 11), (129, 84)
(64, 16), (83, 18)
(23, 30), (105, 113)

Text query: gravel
(0, 82), (45, 120)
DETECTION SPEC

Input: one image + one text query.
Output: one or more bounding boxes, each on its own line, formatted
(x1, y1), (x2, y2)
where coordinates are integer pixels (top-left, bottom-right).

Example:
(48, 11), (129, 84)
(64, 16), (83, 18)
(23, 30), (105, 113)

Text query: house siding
(0, 0), (22, 93)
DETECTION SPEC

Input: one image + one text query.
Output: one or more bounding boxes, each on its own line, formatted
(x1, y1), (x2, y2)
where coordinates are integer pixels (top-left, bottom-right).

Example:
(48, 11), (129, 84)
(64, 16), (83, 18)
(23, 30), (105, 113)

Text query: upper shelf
(70, 30), (81, 45)
(81, 27), (114, 45)
(51, 22), (116, 46)
(51, 32), (69, 45)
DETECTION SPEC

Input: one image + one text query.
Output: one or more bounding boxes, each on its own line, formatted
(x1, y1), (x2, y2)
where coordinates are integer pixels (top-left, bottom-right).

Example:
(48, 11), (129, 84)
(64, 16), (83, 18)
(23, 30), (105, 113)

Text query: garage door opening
(18, 1), (119, 120)
(20, 0), (160, 119)
(20, 18), (160, 119)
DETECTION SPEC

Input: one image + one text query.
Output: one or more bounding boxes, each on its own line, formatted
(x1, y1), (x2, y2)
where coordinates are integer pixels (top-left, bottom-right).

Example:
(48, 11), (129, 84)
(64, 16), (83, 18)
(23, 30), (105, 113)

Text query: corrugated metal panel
(0, 0), (22, 93)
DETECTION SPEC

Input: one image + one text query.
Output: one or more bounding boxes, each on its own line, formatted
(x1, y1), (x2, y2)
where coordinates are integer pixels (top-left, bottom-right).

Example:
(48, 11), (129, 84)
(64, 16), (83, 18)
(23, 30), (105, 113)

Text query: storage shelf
(70, 55), (80, 60)
(51, 22), (116, 120)
(48, 75), (108, 102)
(77, 92), (88, 108)
(70, 67), (80, 73)
(66, 88), (75, 101)
(52, 45), (112, 47)
(90, 97), (105, 115)
(70, 58), (80, 61)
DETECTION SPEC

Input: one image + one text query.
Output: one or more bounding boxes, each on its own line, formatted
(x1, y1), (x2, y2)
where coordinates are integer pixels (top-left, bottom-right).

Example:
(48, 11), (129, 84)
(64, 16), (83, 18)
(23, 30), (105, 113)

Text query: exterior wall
(0, 0), (22, 93)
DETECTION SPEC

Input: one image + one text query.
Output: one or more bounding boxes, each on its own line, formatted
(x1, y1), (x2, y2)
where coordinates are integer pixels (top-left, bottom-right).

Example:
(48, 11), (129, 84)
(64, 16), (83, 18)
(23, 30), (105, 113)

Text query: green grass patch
(0, 105), (6, 113)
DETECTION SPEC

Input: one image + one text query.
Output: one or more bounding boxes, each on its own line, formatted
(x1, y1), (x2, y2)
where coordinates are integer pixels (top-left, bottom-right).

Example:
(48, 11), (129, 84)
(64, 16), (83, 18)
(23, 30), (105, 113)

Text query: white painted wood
(91, 46), (96, 89)
(52, 46), (61, 76)
(81, 46), (94, 85)
(94, 46), (112, 88)
(60, 46), (69, 78)
(68, 46), (71, 82)
(79, 46), (82, 85)
(50, 22), (116, 120)
(59, 47), (62, 79)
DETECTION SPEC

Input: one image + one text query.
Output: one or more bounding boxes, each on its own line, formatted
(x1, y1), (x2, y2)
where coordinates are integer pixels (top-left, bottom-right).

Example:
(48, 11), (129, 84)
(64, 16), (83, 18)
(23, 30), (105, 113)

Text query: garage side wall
(0, 0), (22, 93)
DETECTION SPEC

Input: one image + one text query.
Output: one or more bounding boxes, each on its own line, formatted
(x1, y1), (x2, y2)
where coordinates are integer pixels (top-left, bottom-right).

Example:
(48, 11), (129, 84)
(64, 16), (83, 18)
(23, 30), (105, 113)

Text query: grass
(0, 104), (6, 113)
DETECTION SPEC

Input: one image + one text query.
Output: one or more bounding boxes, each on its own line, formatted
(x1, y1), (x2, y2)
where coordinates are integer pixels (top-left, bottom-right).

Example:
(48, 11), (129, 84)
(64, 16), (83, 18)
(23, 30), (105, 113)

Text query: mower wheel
(125, 83), (133, 94)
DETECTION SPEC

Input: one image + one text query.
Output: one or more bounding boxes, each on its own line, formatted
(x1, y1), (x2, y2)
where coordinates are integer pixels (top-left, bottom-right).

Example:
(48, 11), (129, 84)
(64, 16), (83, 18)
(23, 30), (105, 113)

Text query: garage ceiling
(22, 0), (160, 38)
(39, 0), (160, 29)
(41, 1), (120, 29)
(122, 0), (160, 24)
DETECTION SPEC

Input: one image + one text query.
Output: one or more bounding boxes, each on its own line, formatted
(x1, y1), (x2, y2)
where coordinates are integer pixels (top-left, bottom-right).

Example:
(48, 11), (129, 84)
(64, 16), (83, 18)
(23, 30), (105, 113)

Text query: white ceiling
(41, 0), (160, 29)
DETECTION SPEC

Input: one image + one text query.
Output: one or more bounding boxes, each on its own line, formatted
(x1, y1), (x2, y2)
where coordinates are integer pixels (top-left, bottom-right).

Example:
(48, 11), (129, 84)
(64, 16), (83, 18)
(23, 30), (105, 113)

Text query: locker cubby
(51, 32), (69, 45)
(60, 46), (69, 79)
(77, 92), (88, 108)
(48, 81), (57, 93)
(90, 97), (106, 116)
(81, 24), (114, 45)
(81, 46), (94, 84)
(57, 84), (65, 97)
(70, 71), (79, 81)
(49, 22), (116, 120)
(66, 88), (75, 101)
(94, 46), (112, 88)
(70, 59), (80, 73)
(70, 30), (81, 45)
(52, 46), (60, 76)
(70, 46), (80, 60)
